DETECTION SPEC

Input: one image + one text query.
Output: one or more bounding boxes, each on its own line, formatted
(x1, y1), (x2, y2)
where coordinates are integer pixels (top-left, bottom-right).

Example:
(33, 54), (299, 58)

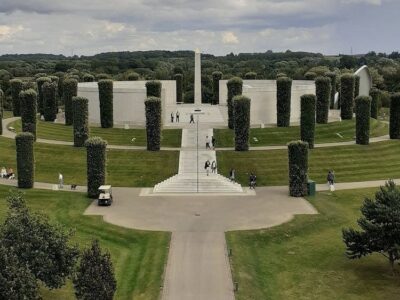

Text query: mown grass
(0, 137), (179, 187)
(217, 140), (400, 186)
(9, 119), (182, 148)
(214, 119), (388, 147)
(226, 188), (400, 300)
(0, 186), (170, 300)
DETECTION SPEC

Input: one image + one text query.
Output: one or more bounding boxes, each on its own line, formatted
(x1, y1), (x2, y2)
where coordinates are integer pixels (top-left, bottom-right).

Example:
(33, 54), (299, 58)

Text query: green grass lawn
(0, 136), (179, 187)
(9, 119), (182, 148)
(214, 119), (388, 147)
(226, 188), (400, 300)
(0, 186), (170, 300)
(217, 140), (400, 186)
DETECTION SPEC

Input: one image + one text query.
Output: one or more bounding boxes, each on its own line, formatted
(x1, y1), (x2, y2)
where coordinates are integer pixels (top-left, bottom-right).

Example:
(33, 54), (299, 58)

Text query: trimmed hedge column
(276, 77), (292, 127)
(145, 97), (162, 151)
(326, 72), (337, 109)
(355, 96), (371, 145)
(369, 88), (380, 119)
(389, 93), (400, 139)
(146, 80), (162, 98)
(42, 82), (58, 121)
(10, 79), (23, 116)
(98, 80), (114, 128)
(233, 95), (251, 151)
(83, 74), (95, 82)
(212, 71), (222, 105)
(36, 77), (51, 116)
(73, 97), (89, 147)
(0, 89), (3, 135)
(63, 78), (78, 125)
(85, 137), (107, 198)
(300, 94), (316, 149)
(288, 141), (309, 197)
(19, 89), (37, 140)
(340, 74), (355, 120)
(227, 77), (243, 129)
(174, 74), (183, 104)
(315, 76), (331, 124)
(16, 132), (35, 188)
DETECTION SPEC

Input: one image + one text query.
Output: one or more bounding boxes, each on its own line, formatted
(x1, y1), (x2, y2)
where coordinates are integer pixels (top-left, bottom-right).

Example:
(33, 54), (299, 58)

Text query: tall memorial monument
(194, 48), (202, 105)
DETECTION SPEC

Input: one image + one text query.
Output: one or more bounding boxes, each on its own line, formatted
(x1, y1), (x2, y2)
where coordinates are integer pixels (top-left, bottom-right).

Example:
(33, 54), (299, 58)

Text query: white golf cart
(98, 185), (113, 206)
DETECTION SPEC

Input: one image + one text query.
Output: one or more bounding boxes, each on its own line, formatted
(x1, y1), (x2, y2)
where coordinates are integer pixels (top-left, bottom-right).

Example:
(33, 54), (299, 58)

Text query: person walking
(58, 173), (64, 189)
(176, 110), (180, 122)
(327, 170), (335, 191)
(171, 112), (174, 123)
(249, 172), (257, 189)
(211, 136), (216, 149)
(204, 160), (211, 176)
(190, 114), (195, 124)
(205, 136), (211, 150)
(211, 160), (217, 173)
(229, 168), (235, 182)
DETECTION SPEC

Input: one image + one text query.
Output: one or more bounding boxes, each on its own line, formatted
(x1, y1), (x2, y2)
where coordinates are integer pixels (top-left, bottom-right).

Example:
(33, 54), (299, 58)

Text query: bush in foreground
(63, 78), (78, 125)
(19, 89), (37, 140)
(42, 81), (58, 121)
(145, 97), (161, 151)
(233, 95), (251, 151)
(98, 80), (114, 128)
(36, 77), (51, 116)
(10, 79), (23, 116)
(85, 137), (107, 198)
(355, 96), (371, 145)
(315, 76), (331, 124)
(276, 77), (292, 127)
(227, 77), (243, 129)
(15, 133), (35, 188)
(73, 97), (89, 147)
(300, 94), (316, 149)
(340, 74), (355, 120)
(288, 140), (309, 197)
(146, 80), (162, 98)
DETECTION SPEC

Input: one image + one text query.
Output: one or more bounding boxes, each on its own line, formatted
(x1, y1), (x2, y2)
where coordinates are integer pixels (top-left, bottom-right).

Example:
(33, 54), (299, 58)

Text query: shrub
(305, 72), (317, 80)
(126, 72), (139, 81)
(146, 80), (162, 98)
(98, 80), (113, 128)
(288, 140), (309, 197)
(0, 89), (3, 135)
(233, 95), (251, 151)
(19, 89), (37, 140)
(10, 79), (23, 116)
(96, 74), (110, 81)
(227, 77), (243, 129)
(369, 87), (381, 119)
(315, 76), (331, 124)
(354, 75), (360, 98)
(16, 132), (35, 188)
(276, 72), (287, 78)
(355, 96), (371, 145)
(300, 94), (316, 149)
(36, 77), (51, 116)
(42, 82), (57, 122)
(276, 77), (292, 127)
(85, 137), (107, 198)
(72, 97), (89, 147)
(380, 90), (391, 108)
(63, 78), (78, 125)
(389, 93), (400, 139)
(212, 71), (222, 105)
(82, 74), (95, 82)
(145, 97), (161, 151)
(340, 74), (355, 120)
(49, 75), (59, 84)
(244, 72), (257, 79)
(325, 72), (337, 109)
(174, 74), (183, 103)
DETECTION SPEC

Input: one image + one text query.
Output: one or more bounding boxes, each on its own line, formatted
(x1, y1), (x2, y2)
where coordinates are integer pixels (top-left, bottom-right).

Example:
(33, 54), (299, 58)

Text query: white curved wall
(355, 66), (372, 96)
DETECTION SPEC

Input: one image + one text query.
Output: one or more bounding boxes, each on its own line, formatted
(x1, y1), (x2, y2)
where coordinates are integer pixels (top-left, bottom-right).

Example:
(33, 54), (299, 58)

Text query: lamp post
(192, 109), (204, 193)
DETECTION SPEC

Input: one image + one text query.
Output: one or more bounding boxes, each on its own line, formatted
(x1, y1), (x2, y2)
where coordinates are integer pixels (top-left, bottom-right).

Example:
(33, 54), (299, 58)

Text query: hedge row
(233, 95), (251, 151)
(145, 97), (162, 151)
(315, 76), (331, 124)
(288, 141), (308, 197)
(73, 97), (89, 147)
(300, 94), (316, 149)
(42, 82), (58, 122)
(369, 88), (380, 119)
(276, 77), (292, 127)
(85, 137), (107, 198)
(212, 71), (222, 105)
(63, 78), (78, 126)
(325, 72), (337, 109)
(174, 74), (183, 104)
(16, 132), (35, 188)
(0, 89), (3, 135)
(20, 89), (37, 140)
(146, 80), (162, 98)
(390, 93), (400, 139)
(10, 79), (23, 116)
(98, 80), (113, 128)
(36, 77), (51, 116)
(227, 77), (243, 129)
(355, 96), (371, 145)
(340, 74), (355, 120)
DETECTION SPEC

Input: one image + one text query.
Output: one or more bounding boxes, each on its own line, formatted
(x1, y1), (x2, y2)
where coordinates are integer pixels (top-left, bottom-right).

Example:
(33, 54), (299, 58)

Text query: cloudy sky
(0, 0), (398, 56)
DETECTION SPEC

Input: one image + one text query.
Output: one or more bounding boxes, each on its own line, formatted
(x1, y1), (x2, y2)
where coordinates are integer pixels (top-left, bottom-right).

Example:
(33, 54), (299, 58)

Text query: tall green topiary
(16, 132), (35, 188)
(146, 80), (162, 98)
(0, 89), (3, 135)
(389, 93), (400, 139)
(63, 78), (78, 125)
(355, 96), (371, 145)
(10, 79), (23, 116)
(42, 81), (58, 122)
(49, 75), (59, 84)
(244, 72), (257, 79)
(127, 72), (139, 81)
(233, 95), (251, 151)
(174, 74), (183, 104)
(36, 77), (51, 116)
(354, 75), (360, 98)
(288, 140), (309, 197)
(227, 77), (243, 129)
(85, 137), (107, 198)
(82, 74), (95, 82)
(340, 74), (355, 120)
(305, 72), (317, 80)
(315, 76), (331, 124)
(325, 72), (337, 109)
(369, 87), (381, 119)
(73, 97), (89, 147)
(98, 80), (113, 128)
(300, 94), (316, 149)
(145, 97), (161, 151)
(212, 71), (222, 105)
(276, 77), (292, 127)
(19, 89), (37, 140)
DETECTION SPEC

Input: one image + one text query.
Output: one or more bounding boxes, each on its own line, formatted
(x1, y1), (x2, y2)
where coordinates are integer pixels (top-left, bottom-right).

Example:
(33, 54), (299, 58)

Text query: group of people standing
(0, 167), (14, 179)
(204, 160), (217, 176)
(205, 135), (216, 149)
(170, 111), (180, 123)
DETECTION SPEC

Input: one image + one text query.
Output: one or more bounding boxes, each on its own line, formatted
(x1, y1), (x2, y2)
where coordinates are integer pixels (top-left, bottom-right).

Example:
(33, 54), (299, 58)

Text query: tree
(315, 76), (331, 124)
(369, 88), (381, 119)
(146, 80), (162, 98)
(42, 81), (58, 121)
(20, 89), (37, 140)
(73, 97), (89, 147)
(0, 89), (3, 136)
(276, 77), (292, 127)
(325, 72), (337, 109)
(389, 93), (400, 139)
(212, 71), (222, 105)
(233, 95), (251, 151)
(36, 77), (52, 116)
(227, 77), (243, 129)
(340, 74), (355, 120)
(288, 141), (309, 197)
(73, 240), (116, 300)
(355, 96), (371, 145)
(10, 79), (23, 116)
(63, 78), (78, 126)
(342, 181), (400, 273)
(85, 137), (107, 198)
(16, 133), (35, 188)
(300, 94), (316, 149)
(98, 80), (114, 128)
(145, 97), (161, 151)
(174, 74), (183, 104)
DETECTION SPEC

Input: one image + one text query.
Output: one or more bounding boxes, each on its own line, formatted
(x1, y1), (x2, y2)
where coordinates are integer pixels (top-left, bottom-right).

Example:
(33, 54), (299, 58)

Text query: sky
(0, 0), (398, 56)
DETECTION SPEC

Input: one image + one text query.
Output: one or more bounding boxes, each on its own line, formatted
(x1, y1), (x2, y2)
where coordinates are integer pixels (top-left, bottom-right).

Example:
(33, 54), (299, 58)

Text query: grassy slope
(226, 188), (400, 300)
(0, 186), (170, 300)
(214, 119), (388, 147)
(0, 137), (179, 187)
(217, 140), (400, 186)
(9, 119), (182, 148)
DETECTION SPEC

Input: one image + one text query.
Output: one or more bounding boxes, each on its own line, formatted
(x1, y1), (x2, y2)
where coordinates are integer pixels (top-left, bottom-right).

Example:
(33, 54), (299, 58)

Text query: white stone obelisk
(194, 48), (202, 105)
